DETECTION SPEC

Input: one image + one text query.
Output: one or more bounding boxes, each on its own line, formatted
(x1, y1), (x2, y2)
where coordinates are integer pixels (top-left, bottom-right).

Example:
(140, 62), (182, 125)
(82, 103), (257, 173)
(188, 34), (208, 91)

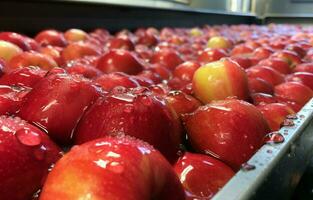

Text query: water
(265, 132), (285, 145)
(15, 129), (41, 147)
(241, 163), (256, 171)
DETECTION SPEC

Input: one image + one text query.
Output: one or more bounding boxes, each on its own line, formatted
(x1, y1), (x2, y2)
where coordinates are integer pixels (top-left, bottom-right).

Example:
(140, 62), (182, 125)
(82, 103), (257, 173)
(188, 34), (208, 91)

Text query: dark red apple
(151, 49), (183, 71)
(197, 48), (227, 64)
(94, 72), (140, 91)
(251, 93), (277, 106)
(246, 66), (284, 87)
(258, 58), (291, 74)
(97, 49), (144, 75)
(248, 77), (274, 95)
(173, 61), (201, 82)
(35, 30), (67, 47)
(285, 72), (313, 90)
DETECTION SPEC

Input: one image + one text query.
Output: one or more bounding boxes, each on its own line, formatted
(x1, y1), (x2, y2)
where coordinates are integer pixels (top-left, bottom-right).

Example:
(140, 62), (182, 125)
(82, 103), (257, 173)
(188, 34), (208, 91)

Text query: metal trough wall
(214, 98), (313, 200)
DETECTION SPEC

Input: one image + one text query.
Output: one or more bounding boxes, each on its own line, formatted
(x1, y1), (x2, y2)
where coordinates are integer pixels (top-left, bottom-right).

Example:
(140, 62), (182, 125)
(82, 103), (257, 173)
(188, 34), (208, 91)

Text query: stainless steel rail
(213, 98), (313, 200)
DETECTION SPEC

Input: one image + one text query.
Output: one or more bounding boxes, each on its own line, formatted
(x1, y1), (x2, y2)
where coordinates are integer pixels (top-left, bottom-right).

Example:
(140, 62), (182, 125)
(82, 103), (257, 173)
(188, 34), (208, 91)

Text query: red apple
(285, 72), (313, 90)
(74, 87), (182, 163)
(182, 99), (270, 170)
(271, 50), (302, 68)
(18, 72), (101, 145)
(0, 32), (34, 51)
(0, 85), (30, 115)
(40, 136), (185, 200)
(174, 152), (234, 200)
(39, 46), (63, 66)
(106, 36), (135, 50)
(66, 64), (102, 79)
(0, 66), (47, 88)
(248, 77), (274, 95)
(251, 93), (277, 106)
(251, 47), (274, 60)
(193, 58), (250, 103)
(35, 30), (67, 47)
(231, 56), (252, 69)
(165, 90), (202, 115)
(258, 58), (291, 74)
(173, 61), (201, 82)
(257, 103), (295, 131)
(230, 44), (253, 57)
(197, 48), (227, 64)
(151, 49), (183, 71)
(97, 49), (144, 75)
(274, 81), (313, 108)
(246, 66), (284, 87)
(94, 72), (140, 91)
(294, 62), (313, 73)
(0, 116), (61, 200)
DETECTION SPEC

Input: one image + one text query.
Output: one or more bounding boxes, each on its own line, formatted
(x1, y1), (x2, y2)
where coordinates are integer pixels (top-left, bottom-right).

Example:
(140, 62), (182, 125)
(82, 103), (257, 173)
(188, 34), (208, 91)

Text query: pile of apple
(0, 24), (313, 200)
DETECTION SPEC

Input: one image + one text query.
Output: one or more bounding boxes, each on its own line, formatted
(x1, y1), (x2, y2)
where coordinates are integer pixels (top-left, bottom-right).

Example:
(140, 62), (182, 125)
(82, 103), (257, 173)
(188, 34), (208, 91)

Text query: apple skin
(257, 103), (295, 131)
(0, 32), (36, 51)
(106, 36), (135, 51)
(197, 48), (227, 64)
(66, 64), (102, 79)
(7, 51), (58, 73)
(182, 99), (270, 170)
(151, 49), (184, 71)
(294, 63), (313, 73)
(248, 77), (274, 95)
(74, 87), (183, 163)
(174, 152), (234, 200)
(274, 81), (313, 108)
(173, 61), (201, 82)
(94, 72), (140, 91)
(64, 29), (88, 43)
(258, 58), (291, 74)
(39, 46), (63, 66)
(18, 72), (101, 145)
(207, 36), (231, 49)
(246, 66), (284, 87)
(0, 116), (61, 200)
(285, 72), (313, 90)
(0, 85), (30, 115)
(271, 50), (302, 68)
(251, 47), (274, 60)
(35, 30), (67, 47)
(148, 63), (171, 80)
(40, 136), (185, 200)
(230, 44), (253, 57)
(0, 66), (47, 88)
(61, 42), (101, 63)
(97, 49), (144, 75)
(0, 40), (22, 62)
(231, 57), (252, 69)
(192, 58), (250, 103)
(251, 93), (277, 106)
(165, 90), (202, 116)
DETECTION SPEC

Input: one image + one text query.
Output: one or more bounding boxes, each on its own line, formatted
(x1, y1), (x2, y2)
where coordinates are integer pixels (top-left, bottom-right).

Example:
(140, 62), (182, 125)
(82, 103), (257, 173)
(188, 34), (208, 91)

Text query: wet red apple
(182, 99), (270, 170)
(174, 152), (234, 200)
(0, 116), (61, 200)
(197, 48), (227, 64)
(246, 66), (284, 87)
(285, 72), (313, 90)
(18, 72), (101, 145)
(150, 49), (183, 71)
(40, 136), (185, 200)
(74, 87), (182, 163)
(35, 30), (67, 47)
(257, 103), (295, 131)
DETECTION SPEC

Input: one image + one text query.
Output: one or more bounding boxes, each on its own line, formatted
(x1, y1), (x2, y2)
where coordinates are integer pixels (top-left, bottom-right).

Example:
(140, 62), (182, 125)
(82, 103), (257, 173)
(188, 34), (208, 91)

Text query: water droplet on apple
(32, 189), (41, 199)
(264, 131), (285, 145)
(241, 163), (256, 171)
(48, 164), (55, 172)
(168, 90), (182, 96)
(286, 114), (298, 119)
(123, 105), (134, 113)
(282, 119), (295, 127)
(108, 161), (124, 174)
(111, 93), (135, 103)
(140, 95), (153, 106)
(15, 129), (41, 147)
